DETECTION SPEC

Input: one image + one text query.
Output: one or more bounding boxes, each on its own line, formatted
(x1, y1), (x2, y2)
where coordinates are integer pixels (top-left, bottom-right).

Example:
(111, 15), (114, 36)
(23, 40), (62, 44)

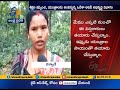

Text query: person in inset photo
(10, 10), (65, 75)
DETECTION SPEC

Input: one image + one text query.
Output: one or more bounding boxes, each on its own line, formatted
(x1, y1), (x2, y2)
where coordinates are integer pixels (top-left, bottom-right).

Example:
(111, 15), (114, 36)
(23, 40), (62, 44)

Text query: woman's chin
(35, 45), (45, 51)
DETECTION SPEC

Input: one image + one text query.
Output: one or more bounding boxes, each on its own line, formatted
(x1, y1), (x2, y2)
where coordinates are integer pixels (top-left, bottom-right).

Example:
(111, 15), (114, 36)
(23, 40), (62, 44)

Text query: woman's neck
(30, 47), (47, 61)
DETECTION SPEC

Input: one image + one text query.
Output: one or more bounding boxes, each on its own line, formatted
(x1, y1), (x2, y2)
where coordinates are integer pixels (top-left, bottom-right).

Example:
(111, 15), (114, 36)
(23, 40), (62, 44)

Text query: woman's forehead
(30, 14), (47, 27)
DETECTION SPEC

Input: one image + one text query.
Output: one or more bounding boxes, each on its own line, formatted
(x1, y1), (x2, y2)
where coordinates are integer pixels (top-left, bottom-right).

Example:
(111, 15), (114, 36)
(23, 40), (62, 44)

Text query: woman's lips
(36, 40), (44, 46)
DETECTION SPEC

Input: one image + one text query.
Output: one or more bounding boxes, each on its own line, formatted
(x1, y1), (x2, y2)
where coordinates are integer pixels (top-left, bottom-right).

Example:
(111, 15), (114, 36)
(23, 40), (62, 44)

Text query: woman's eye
(32, 28), (37, 31)
(41, 26), (47, 30)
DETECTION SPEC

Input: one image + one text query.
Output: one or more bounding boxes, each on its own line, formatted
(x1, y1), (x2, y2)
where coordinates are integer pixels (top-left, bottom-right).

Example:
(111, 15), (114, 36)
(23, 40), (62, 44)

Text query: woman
(10, 10), (64, 75)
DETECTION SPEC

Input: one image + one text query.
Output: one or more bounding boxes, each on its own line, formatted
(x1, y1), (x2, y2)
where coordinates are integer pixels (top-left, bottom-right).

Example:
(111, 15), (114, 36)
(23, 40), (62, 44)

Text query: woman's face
(28, 14), (49, 51)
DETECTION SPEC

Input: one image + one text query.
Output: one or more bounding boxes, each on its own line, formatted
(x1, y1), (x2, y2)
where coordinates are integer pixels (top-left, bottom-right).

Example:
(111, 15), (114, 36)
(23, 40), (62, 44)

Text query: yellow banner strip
(0, 75), (120, 79)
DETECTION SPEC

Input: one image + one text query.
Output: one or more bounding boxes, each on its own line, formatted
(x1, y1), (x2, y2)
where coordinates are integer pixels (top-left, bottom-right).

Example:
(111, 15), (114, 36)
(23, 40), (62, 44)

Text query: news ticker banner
(0, 79), (120, 89)
(29, 1), (120, 11)
(0, 75), (120, 79)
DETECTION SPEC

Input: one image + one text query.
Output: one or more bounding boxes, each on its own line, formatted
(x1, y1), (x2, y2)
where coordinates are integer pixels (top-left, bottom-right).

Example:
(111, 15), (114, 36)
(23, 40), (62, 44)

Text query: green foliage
(0, 2), (71, 74)
(47, 11), (71, 62)
(0, 1), (29, 74)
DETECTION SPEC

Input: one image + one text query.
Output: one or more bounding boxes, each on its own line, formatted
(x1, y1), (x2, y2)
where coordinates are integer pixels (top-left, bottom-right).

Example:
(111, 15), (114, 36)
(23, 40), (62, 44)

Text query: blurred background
(0, 1), (71, 74)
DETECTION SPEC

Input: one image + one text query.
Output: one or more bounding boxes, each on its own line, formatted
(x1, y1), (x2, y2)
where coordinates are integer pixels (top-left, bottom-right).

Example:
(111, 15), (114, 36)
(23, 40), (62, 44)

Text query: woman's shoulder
(50, 52), (64, 62)
(10, 49), (28, 75)
(12, 49), (28, 67)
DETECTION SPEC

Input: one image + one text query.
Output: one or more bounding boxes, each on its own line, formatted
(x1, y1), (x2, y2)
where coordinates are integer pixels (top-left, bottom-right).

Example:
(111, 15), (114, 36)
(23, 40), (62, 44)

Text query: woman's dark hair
(26, 10), (48, 33)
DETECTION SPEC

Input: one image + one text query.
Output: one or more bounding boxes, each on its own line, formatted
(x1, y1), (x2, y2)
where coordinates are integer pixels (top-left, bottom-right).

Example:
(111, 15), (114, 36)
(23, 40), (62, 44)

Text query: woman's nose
(37, 29), (42, 38)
